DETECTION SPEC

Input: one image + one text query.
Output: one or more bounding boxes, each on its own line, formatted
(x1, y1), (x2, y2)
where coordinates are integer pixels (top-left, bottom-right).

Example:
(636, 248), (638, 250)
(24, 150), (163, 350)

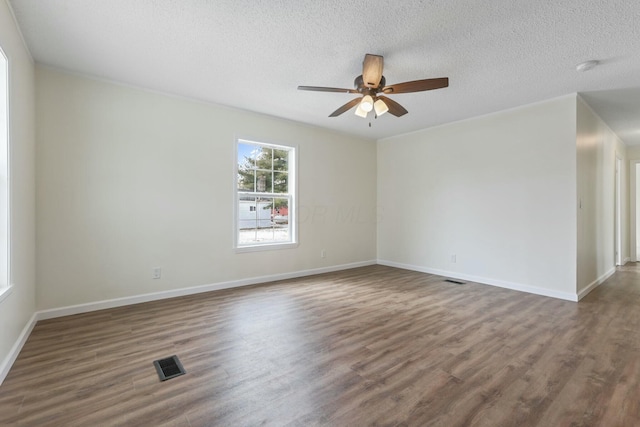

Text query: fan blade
(382, 77), (449, 94)
(362, 54), (384, 88)
(329, 97), (363, 117)
(377, 96), (408, 117)
(298, 86), (358, 94)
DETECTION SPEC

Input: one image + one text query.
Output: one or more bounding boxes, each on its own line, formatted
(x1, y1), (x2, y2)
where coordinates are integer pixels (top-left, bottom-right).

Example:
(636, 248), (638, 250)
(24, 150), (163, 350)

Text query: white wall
(377, 95), (578, 299)
(35, 66), (377, 310)
(0, 0), (36, 380)
(576, 96), (627, 295)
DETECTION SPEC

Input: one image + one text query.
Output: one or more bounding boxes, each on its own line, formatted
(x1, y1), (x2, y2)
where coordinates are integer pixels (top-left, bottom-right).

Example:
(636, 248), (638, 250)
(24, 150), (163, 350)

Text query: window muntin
(236, 140), (295, 250)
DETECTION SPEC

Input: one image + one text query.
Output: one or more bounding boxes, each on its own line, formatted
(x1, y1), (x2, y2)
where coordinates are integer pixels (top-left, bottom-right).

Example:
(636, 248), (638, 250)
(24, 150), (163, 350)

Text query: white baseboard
(37, 260), (377, 320)
(577, 267), (616, 301)
(0, 312), (38, 385)
(377, 259), (579, 302)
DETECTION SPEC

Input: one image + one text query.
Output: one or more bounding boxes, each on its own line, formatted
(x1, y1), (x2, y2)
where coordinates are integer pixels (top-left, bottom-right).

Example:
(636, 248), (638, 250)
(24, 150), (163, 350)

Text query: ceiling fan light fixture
(298, 54), (449, 119)
(355, 103), (368, 118)
(374, 99), (389, 116)
(360, 95), (374, 112)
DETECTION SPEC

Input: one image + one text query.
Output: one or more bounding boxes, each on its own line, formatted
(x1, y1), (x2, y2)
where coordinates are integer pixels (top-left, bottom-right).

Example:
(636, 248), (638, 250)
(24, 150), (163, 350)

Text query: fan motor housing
(354, 75), (385, 94)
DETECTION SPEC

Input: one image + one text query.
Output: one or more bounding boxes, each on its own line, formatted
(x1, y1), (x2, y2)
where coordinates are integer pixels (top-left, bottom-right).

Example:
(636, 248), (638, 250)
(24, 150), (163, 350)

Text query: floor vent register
(153, 355), (186, 381)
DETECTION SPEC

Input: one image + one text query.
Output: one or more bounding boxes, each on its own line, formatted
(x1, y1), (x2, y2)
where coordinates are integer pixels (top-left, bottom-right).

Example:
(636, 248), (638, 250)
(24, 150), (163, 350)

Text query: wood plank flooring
(1, 264), (640, 426)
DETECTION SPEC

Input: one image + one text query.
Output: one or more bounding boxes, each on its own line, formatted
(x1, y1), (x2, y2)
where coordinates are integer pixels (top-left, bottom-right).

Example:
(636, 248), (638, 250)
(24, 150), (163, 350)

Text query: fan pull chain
(370, 112), (378, 127)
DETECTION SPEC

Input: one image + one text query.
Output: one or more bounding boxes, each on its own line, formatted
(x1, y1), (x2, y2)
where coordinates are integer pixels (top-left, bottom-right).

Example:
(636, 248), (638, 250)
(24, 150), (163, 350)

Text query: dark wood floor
(1, 264), (640, 426)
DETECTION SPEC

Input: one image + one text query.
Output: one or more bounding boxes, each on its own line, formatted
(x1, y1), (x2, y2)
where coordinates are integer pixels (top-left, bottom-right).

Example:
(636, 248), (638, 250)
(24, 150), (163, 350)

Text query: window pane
(273, 149), (288, 171)
(258, 147), (273, 170)
(237, 169), (255, 191)
(239, 196), (257, 230)
(271, 198), (290, 242)
(238, 143), (256, 169)
(256, 170), (270, 192)
(273, 171), (288, 193)
(255, 197), (273, 228)
(237, 142), (257, 191)
(272, 198), (289, 224)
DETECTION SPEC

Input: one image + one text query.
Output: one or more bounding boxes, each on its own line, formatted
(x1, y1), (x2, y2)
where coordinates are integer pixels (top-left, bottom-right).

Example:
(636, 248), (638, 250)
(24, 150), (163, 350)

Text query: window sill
(0, 284), (14, 305)
(235, 242), (298, 253)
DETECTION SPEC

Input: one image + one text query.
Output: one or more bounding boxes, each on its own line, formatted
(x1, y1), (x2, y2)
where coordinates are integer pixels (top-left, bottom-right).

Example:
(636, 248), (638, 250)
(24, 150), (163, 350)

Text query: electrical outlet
(451, 254), (456, 263)
(152, 268), (161, 279)
(321, 249), (326, 258)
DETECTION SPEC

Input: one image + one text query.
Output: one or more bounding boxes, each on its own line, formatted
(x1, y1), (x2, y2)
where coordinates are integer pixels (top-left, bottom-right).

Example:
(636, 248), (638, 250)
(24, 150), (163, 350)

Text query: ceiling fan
(298, 54), (449, 118)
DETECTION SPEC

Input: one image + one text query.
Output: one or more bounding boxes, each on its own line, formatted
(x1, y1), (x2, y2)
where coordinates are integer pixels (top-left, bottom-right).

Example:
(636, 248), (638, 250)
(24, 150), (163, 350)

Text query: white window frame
(234, 138), (297, 252)
(0, 45), (11, 304)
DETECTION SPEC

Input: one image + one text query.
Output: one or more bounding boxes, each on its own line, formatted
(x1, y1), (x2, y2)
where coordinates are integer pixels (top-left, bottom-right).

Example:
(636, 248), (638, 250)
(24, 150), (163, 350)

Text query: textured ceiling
(7, 0), (640, 142)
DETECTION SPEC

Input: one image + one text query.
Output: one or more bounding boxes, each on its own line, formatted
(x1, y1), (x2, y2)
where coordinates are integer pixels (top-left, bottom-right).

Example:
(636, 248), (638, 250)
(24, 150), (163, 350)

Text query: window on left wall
(0, 46), (10, 302)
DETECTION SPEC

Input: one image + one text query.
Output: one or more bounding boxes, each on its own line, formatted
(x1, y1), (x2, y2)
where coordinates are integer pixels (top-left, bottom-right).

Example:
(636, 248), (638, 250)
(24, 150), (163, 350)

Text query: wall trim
(37, 260), (376, 320)
(377, 259), (579, 302)
(577, 267), (616, 301)
(0, 312), (37, 385)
